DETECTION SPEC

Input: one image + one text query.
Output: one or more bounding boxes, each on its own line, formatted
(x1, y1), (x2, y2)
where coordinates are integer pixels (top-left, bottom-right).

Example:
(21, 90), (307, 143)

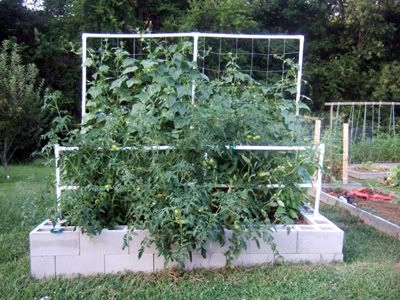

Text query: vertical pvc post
(314, 143), (325, 218)
(295, 36), (304, 116)
(342, 123), (349, 184)
(191, 32), (199, 105)
(314, 119), (321, 145)
(81, 34), (87, 124)
(54, 144), (62, 218)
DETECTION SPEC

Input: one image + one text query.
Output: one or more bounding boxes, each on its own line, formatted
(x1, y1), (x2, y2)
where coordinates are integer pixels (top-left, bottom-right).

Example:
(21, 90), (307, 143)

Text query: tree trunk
(3, 160), (9, 179)
(0, 152), (9, 180)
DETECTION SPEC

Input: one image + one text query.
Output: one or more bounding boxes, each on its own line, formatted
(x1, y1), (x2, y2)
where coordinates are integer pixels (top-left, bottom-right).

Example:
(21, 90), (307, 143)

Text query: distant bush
(350, 134), (400, 163)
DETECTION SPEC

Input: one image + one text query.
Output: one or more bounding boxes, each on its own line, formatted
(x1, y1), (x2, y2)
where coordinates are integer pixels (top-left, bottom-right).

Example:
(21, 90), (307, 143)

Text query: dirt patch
(352, 198), (400, 225)
(325, 188), (347, 197)
(324, 188), (400, 225)
(294, 217), (307, 225)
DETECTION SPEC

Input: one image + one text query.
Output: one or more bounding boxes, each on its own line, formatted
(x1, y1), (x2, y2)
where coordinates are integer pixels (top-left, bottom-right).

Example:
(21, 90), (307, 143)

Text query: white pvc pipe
(58, 145), (317, 152)
(191, 33), (199, 105)
(54, 144), (62, 216)
(296, 36), (304, 116)
(60, 186), (79, 191)
(82, 32), (304, 40)
(81, 35), (87, 123)
(227, 145), (317, 151)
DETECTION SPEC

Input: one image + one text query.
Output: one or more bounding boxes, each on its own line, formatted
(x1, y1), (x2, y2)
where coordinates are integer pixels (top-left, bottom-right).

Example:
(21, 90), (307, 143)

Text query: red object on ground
(348, 188), (392, 201)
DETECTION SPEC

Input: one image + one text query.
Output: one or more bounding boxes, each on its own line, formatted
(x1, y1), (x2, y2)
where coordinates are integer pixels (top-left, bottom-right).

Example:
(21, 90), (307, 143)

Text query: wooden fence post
(343, 123), (349, 184)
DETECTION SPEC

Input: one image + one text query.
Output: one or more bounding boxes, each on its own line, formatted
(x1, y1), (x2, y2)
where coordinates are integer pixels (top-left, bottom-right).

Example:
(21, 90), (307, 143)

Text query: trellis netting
(81, 32), (304, 120)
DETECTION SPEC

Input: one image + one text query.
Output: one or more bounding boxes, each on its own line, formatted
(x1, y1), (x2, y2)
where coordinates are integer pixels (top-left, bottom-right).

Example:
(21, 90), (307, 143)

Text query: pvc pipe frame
(81, 32), (304, 121)
(54, 143), (325, 219)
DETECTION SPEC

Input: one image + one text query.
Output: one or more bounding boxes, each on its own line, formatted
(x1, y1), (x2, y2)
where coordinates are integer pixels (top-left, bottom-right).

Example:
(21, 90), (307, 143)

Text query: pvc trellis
(53, 32), (324, 222)
(81, 32), (304, 118)
(54, 144), (325, 219)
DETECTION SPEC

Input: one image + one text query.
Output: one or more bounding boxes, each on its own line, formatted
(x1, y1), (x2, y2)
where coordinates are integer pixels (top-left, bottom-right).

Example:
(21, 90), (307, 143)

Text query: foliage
(2, 0), (400, 162)
(350, 134), (400, 163)
(373, 61), (400, 101)
(0, 39), (43, 178)
(387, 166), (400, 187)
(180, 0), (258, 32)
(51, 40), (315, 267)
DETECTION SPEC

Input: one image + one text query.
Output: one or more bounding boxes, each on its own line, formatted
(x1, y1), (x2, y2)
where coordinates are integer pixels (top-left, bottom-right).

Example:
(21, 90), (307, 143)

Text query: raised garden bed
(309, 189), (400, 239)
(348, 163), (400, 180)
(30, 205), (344, 279)
(324, 187), (399, 225)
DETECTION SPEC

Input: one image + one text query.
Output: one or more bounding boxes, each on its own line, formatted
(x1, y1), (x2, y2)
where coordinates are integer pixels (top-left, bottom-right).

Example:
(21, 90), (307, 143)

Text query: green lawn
(0, 163), (399, 300)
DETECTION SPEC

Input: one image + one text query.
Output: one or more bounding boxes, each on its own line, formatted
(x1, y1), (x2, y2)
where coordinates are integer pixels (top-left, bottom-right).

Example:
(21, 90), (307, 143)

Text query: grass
(0, 163), (399, 299)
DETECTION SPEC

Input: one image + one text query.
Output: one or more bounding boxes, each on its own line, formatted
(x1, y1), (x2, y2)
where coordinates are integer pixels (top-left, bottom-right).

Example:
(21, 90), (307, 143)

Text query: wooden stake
(343, 123), (349, 184)
(314, 119), (321, 145)
(329, 105), (334, 180)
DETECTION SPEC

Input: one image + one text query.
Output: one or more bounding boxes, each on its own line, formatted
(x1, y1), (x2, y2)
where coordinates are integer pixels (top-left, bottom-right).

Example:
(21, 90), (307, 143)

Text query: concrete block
(320, 253), (343, 262)
(153, 254), (177, 271)
(56, 255), (104, 277)
(245, 229), (297, 254)
(128, 230), (156, 255)
(31, 256), (55, 279)
(279, 253), (321, 263)
(153, 252), (227, 271)
(208, 253), (227, 268)
(184, 254), (210, 270)
(30, 228), (79, 256)
(297, 229), (343, 254)
(105, 254), (153, 273)
(80, 228), (128, 255)
(204, 230), (232, 253)
(232, 253), (274, 266)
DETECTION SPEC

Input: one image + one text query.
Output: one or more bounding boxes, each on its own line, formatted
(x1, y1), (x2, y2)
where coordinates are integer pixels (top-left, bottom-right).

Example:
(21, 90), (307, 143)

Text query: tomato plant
(52, 39), (315, 267)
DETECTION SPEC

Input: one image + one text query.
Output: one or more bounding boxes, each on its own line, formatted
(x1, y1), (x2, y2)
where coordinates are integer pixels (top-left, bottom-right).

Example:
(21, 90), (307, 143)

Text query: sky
(23, 0), (44, 10)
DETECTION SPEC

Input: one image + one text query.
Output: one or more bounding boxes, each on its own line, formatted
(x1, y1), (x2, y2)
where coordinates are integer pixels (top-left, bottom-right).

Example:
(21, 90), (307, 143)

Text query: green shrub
(52, 40), (315, 267)
(350, 134), (400, 163)
(387, 166), (400, 187)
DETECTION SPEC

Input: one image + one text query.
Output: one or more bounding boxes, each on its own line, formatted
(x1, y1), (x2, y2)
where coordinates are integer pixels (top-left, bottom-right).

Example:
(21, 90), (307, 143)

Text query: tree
(180, 0), (258, 32)
(0, 40), (43, 178)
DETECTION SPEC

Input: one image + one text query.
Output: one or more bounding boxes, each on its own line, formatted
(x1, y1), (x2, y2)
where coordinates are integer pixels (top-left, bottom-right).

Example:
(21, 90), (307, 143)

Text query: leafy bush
(350, 134), (400, 163)
(53, 40), (315, 267)
(387, 166), (400, 187)
(0, 39), (43, 178)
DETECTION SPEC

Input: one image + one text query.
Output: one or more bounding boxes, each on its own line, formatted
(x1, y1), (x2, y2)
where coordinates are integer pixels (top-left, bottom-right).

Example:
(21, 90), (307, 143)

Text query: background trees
(0, 0), (399, 164)
(0, 40), (43, 178)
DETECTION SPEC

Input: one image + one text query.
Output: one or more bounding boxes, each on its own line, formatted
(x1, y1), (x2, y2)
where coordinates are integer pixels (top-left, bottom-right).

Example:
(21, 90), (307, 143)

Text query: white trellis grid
(81, 32), (304, 119)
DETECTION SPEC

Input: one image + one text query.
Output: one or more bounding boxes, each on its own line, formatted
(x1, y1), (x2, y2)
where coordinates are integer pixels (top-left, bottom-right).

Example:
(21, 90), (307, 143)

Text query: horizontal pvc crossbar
(83, 32), (304, 40)
(54, 144), (325, 219)
(325, 102), (400, 106)
(57, 145), (318, 152)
